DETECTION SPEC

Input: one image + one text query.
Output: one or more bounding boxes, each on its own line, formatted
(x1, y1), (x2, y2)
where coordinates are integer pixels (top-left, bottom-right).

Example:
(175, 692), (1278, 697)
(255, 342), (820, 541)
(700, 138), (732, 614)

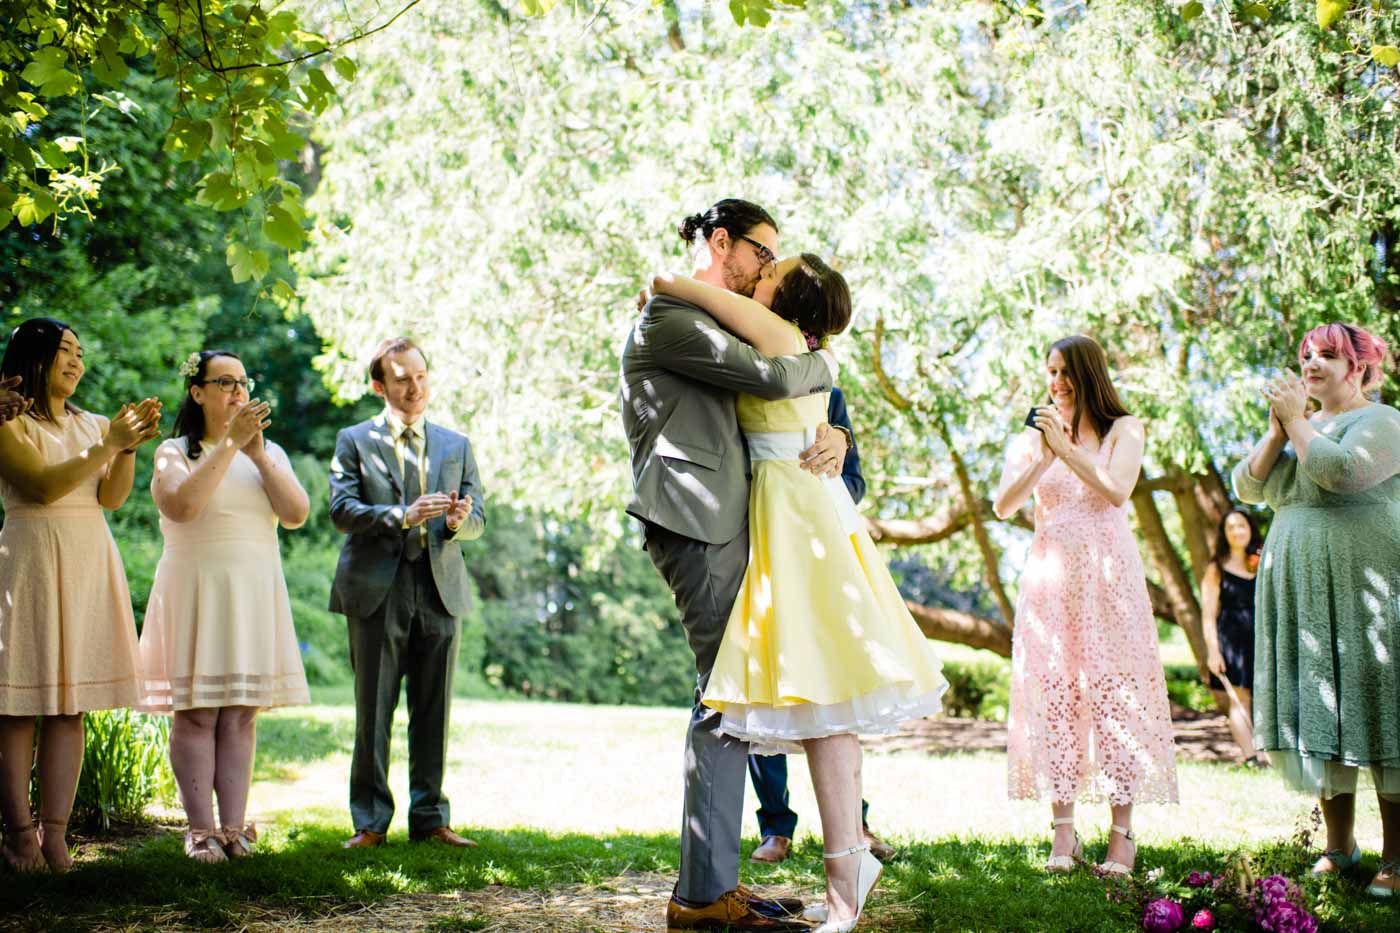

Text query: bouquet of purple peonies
(1120, 864), (1320, 932)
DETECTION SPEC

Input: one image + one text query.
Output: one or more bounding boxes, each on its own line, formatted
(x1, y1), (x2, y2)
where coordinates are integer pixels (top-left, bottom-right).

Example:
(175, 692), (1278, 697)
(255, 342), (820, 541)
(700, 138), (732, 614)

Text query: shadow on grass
(253, 717), (355, 781)
(1, 827), (1394, 931)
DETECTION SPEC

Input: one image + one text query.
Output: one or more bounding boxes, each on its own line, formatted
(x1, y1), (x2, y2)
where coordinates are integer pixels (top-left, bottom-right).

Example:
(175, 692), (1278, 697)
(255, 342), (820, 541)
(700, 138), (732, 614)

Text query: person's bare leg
(213, 707), (258, 839)
(1051, 801), (1076, 858)
(1314, 793), (1357, 872)
(1217, 687), (1260, 763)
(1105, 803), (1135, 868)
(1371, 793), (1400, 892)
(1380, 794), (1400, 862)
(171, 708), (221, 860)
(803, 734), (865, 924)
(0, 715), (42, 870)
(35, 714), (84, 871)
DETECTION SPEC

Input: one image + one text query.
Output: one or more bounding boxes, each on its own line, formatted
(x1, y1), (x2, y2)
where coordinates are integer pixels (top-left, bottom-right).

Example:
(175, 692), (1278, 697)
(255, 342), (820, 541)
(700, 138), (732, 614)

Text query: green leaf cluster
(296, 0), (1399, 626)
(0, 0), (373, 291)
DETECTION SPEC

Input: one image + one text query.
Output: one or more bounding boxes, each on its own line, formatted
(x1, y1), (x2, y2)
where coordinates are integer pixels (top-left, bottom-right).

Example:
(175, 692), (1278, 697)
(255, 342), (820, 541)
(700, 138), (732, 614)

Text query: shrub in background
(939, 658), (1012, 721)
(31, 710), (175, 830)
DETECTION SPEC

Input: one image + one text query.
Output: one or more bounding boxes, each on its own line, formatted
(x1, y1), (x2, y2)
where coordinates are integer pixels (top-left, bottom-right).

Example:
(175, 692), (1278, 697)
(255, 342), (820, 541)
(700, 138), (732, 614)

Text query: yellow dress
(701, 385), (948, 755)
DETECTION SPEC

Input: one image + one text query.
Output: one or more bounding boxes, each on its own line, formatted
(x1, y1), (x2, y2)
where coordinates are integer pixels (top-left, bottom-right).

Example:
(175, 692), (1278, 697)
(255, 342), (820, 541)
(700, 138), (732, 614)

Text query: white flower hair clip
(178, 352), (202, 379)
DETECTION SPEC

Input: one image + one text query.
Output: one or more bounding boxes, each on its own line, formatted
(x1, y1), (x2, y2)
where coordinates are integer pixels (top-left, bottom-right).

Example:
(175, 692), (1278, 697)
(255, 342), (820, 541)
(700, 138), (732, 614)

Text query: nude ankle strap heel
(1099, 824), (1136, 876)
(1045, 817), (1082, 873)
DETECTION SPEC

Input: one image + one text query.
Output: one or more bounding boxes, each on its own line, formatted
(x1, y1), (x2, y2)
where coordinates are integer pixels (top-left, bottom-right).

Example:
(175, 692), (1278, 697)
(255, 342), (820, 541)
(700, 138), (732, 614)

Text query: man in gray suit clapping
(330, 337), (486, 850)
(621, 199), (850, 932)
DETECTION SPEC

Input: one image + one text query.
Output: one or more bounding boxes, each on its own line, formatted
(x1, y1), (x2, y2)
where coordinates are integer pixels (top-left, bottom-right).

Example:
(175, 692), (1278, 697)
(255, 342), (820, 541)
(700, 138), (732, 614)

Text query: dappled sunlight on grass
(11, 697), (1396, 929)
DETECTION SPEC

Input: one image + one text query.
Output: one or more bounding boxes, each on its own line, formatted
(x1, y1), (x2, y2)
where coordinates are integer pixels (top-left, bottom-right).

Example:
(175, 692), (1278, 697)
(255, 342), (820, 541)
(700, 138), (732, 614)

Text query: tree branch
(872, 317), (915, 412)
(905, 601), (1012, 657)
(178, 0), (425, 75)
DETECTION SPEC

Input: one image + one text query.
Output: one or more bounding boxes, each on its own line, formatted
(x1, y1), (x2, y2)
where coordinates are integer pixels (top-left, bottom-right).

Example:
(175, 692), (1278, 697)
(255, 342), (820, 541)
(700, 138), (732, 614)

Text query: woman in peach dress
(994, 334), (1178, 877)
(0, 318), (162, 873)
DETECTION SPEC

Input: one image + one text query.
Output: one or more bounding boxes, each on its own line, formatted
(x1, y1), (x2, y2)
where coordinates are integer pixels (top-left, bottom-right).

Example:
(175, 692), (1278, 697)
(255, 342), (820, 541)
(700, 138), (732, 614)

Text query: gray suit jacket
(620, 294), (833, 545)
(328, 414), (486, 619)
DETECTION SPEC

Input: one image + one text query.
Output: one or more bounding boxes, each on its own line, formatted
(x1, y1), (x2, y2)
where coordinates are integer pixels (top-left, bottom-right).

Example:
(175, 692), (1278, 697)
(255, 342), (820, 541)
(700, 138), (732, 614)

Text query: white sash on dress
(745, 429), (861, 535)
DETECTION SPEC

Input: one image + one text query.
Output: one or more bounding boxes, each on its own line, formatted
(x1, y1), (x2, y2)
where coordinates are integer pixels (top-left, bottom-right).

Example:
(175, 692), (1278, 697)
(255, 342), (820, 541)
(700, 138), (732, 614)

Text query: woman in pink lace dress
(994, 334), (1178, 877)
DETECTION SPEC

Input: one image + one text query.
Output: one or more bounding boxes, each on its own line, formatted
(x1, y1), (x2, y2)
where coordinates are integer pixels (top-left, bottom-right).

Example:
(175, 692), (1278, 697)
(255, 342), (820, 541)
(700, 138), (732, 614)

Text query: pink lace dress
(1005, 431), (1178, 805)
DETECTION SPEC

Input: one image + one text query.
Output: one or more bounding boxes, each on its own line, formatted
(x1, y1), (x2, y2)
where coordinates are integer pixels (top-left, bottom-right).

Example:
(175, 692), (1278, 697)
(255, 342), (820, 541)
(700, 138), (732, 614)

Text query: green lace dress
(1232, 404), (1400, 798)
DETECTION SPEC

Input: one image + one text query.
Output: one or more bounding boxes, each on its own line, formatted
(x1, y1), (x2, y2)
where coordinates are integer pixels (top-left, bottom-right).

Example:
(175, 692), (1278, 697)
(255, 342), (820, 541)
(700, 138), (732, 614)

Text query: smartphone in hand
(1025, 407), (1042, 432)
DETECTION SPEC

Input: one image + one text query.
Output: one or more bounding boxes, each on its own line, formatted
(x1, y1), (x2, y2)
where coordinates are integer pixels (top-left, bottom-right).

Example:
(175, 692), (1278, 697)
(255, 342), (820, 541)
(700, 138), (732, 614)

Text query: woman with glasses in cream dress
(138, 351), (311, 862)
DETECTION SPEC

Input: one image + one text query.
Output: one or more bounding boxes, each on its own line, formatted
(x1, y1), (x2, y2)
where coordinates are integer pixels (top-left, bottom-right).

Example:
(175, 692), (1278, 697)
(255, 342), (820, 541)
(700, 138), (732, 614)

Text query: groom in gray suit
(330, 337), (486, 850)
(621, 199), (849, 932)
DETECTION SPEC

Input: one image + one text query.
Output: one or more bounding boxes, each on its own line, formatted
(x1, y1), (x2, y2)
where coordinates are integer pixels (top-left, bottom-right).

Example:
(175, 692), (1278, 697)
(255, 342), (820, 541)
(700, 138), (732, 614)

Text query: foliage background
(4, 0), (1400, 708)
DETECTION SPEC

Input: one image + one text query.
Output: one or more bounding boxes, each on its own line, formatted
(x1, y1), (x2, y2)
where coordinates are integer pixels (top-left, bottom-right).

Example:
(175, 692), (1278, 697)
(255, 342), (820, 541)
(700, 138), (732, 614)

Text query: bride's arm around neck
(651, 274), (804, 356)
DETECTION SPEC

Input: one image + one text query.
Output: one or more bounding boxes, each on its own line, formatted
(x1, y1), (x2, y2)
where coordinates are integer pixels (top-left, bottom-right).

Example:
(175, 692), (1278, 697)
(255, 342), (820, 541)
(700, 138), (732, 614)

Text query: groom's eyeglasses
(736, 233), (776, 268)
(199, 376), (255, 394)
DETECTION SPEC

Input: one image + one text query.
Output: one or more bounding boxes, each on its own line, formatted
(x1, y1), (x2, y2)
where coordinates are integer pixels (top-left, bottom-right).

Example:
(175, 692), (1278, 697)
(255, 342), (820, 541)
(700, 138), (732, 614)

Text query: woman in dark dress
(1201, 509), (1264, 765)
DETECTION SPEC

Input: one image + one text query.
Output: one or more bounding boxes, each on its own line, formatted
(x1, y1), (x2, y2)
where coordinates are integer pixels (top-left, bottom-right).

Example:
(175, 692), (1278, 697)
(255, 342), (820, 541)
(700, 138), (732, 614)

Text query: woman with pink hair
(1234, 322), (1400, 897)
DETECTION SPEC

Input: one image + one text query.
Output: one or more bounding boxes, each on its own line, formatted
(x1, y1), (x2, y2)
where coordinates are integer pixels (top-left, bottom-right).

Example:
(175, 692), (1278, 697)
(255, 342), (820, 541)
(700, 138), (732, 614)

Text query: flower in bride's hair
(178, 352), (202, 379)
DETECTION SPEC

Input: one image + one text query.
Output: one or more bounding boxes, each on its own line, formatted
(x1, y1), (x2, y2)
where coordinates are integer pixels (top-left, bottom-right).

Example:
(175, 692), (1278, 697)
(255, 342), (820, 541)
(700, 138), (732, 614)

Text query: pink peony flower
(1143, 897), (1184, 933)
(1191, 908), (1215, 930)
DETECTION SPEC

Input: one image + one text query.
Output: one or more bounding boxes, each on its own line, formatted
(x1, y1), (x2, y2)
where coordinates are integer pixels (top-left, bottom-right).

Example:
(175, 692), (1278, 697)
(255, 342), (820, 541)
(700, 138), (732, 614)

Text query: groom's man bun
(678, 198), (778, 246)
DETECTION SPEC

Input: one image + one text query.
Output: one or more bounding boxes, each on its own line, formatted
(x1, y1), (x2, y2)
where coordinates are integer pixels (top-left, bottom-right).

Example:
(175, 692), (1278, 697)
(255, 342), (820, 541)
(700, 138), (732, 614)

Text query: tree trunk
(1130, 484), (1213, 682)
(938, 416), (1016, 629)
(1170, 481), (1211, 582)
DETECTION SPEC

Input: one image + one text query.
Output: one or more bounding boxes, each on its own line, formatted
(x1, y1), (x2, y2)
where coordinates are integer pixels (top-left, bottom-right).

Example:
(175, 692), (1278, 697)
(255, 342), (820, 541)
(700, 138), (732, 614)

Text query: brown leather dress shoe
(409, 826), (478, 848)
(343, 829), (387, 849)
(750, 834), (792, 863)
(665, 890), (811, 932)
(864, 827), (895, 862)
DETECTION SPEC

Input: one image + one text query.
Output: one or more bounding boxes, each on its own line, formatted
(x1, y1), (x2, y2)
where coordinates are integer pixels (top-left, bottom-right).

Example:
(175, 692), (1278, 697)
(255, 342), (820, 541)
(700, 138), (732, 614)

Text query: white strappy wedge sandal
(1099, 824), (1137, 876)
(1045, 816), (1083, 873)
(803, 842), (884, 931)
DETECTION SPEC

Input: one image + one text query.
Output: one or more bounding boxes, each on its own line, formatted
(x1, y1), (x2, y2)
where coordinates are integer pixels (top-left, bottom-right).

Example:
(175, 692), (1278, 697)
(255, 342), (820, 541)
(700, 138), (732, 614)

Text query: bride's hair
(770, 254), (851, 344)
(678, 199), (777, 247)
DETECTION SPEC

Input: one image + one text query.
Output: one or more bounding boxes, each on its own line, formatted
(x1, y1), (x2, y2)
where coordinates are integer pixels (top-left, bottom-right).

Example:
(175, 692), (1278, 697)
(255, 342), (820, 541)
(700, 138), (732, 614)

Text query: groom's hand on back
(800, 423), (848, 479)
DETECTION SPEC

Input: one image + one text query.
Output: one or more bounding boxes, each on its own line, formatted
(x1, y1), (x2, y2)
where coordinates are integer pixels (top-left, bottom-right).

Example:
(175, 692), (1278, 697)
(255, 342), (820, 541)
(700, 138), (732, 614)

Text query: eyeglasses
(736, 233), (776, 268)
(199, 376), (255, 394)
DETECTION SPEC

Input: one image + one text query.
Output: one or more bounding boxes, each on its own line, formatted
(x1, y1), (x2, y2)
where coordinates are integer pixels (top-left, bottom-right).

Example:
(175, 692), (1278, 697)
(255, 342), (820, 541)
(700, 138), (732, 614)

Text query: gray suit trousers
(347, 557), (459, 835)
(645, 522), (750, 904)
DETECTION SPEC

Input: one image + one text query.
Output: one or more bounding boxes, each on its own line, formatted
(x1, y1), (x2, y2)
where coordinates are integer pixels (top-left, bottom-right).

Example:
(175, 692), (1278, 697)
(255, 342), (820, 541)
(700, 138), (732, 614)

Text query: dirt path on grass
(227, 872), (921, 932)
(865, 707), (1242, 764)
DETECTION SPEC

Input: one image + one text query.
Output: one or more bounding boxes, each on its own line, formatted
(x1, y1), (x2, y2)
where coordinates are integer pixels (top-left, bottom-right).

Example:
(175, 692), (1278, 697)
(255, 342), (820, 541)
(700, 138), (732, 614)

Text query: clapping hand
(225, 400), (272, 451)
(405, 492), (453, 527)
(1260, 370), (1307, 427)
(108, 398), (163, 451)
(0, 375), (29, 423)
(445, 491), (474, 530)
(1031, 406), (1072, 459)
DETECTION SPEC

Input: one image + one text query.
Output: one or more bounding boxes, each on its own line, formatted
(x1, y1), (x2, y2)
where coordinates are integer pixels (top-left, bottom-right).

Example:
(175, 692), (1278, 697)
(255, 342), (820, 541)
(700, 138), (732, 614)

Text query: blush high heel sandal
(804, 842), (883, 931)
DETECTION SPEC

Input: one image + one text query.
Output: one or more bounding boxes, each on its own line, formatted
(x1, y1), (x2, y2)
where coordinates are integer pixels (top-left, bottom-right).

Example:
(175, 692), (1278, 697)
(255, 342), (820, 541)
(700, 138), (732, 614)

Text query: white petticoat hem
(714, 681), (948, 756)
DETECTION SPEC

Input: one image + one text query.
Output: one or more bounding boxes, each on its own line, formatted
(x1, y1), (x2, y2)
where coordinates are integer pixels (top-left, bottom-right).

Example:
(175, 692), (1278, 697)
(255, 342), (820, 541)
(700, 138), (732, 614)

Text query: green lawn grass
(2, 693), (1395, 931)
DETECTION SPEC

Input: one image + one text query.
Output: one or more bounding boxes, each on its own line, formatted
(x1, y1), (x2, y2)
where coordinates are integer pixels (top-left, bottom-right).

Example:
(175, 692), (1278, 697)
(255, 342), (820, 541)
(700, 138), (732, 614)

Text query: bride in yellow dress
(652, 256), (947, 933)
